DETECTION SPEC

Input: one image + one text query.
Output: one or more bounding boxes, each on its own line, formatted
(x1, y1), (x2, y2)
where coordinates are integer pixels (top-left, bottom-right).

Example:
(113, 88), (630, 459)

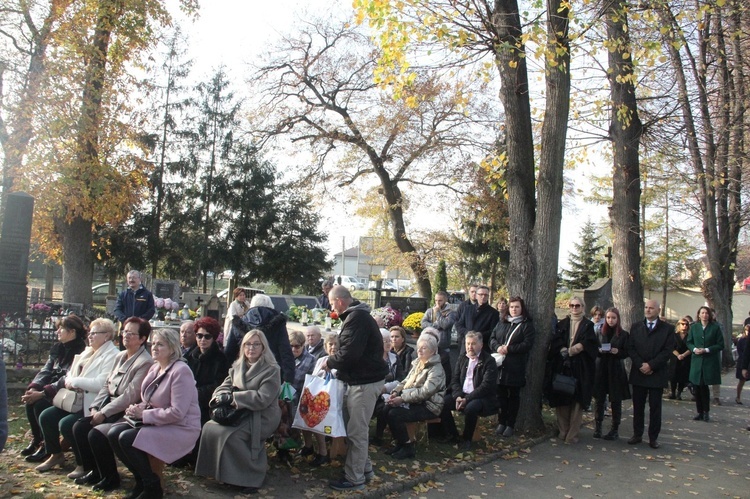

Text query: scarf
(569, 310), (583, 348)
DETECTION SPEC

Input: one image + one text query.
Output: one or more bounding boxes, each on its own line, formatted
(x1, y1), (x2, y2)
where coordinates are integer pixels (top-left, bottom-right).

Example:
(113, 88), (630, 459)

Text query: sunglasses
(569, 304), (582, 308)
(290, 343), (303, 348)
(196, 333), (213, 340)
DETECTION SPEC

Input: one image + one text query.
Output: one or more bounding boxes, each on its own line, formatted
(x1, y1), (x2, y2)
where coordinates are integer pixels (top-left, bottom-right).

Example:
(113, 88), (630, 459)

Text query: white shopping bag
(292, 373), (346, 437)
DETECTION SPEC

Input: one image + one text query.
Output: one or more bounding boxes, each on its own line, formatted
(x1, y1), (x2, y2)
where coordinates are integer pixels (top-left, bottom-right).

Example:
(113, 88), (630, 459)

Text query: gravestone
(152, 279), (180, 302)
(0, 192), (34, 315)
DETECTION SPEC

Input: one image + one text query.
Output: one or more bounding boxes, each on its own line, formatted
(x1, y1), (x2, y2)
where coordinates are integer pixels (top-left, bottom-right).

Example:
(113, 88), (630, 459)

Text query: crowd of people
(11, 274), (748, 496)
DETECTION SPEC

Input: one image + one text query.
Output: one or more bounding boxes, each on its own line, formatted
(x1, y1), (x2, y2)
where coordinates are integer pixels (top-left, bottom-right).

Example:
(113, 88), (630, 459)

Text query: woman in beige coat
(384, 334), (445, 459)
(195, 329), (281, 494)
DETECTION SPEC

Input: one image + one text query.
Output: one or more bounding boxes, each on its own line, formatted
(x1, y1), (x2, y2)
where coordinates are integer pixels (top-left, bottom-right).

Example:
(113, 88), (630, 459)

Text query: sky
(168, 0), (604, 277)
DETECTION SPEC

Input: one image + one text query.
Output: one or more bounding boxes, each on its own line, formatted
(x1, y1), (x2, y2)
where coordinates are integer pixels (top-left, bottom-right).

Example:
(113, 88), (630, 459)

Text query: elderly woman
(384, 334), (445, 459)
(298, 332), (339, 465)
(71, 317), (152, 489)
(106, 328), (201, 498)
(687, 306), (724, 422)
(21, 315), (87, 463)
(284, 330), (315, 463)
(372, 329), (405, 445)
(390, 326), (414, 375)
(222, 287), (251, 342)
(35, 318), (119, 473)
(225, 294), (294, 384)
(544, 296), (598, 444)
(188, 317), (230, 425)
(490, 296), (535, 438)
(196, 330), (282, 494)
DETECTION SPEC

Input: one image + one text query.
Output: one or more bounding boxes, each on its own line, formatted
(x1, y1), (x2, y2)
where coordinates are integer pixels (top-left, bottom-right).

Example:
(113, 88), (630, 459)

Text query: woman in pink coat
(107, 328), (201, 499)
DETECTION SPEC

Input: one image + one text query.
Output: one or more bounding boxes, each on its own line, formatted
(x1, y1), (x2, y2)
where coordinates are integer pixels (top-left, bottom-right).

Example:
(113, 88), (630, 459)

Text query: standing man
(113, 270), (155, 323)
(305, 325), (326, 360)
(628, 299), (675, 449)
(318, 279), (333, 310)
(421, 290), (456, 361)
(454, 286), (499, 356)
(180, 320), (197, 358)
(322, 286), (388, 491)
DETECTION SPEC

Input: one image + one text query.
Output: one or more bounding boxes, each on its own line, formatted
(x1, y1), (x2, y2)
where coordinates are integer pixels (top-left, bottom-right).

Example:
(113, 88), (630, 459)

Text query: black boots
(603, 426), (619, 440)
(137, 479), (163, 499)
(593, 421), (603, 439)
(20, 440), (41, 456)
(391, 442), (416, 460)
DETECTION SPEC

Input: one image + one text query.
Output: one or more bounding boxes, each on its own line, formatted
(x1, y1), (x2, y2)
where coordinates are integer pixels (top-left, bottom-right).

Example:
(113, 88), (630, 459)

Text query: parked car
(91, 283), (112, 305)
(368, 279), (399, 291)
(333, 275), (364, 291)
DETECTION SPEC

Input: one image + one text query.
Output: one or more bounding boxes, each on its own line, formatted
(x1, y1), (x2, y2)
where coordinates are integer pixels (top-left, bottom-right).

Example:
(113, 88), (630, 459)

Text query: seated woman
(372, 329), (405, 445)
(36, 318), (119, 474)
(187, 317), (230, 425)
(71, 317), (152, 489)
(21, 315), (87, 463)
(107, 328), (201, 499)
(196, 329), (282, 494)
(384, 334), (445, 459)
(390, 326), (414, 375)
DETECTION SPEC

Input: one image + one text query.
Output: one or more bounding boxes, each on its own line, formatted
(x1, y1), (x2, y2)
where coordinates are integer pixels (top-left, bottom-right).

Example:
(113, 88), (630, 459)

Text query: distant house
(331, 238), (406, 281)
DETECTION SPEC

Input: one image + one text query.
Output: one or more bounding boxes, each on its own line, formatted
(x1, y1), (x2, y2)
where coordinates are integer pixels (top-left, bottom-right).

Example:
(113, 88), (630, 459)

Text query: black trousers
(385, 403), (438, 445)
(631, 385), (663, 441)
(88, 425), (119, 479)
(695, 384), (711, 414)
(25, 397), (52, 443)
(440, 393), (496, 441)
(71, 417), (95, 469)
(496, 385), (521, 428)
(594, 396), (622, 427)
(107, 424), (159, 486)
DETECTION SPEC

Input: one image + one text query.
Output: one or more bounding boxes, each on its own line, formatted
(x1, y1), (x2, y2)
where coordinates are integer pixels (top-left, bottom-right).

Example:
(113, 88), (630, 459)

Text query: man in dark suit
(627, 299), (676, 449)
(454, 285), (499, 356)
(439, 332), (497, 451)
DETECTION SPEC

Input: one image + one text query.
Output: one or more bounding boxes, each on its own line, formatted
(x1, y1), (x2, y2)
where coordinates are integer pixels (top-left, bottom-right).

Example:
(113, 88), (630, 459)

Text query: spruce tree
(565, 222), (605, 289)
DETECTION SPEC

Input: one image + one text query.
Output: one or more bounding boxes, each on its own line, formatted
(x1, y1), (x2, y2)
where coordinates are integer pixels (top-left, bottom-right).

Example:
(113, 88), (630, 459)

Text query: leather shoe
(703, 413), (710, 422)
(92, 475), (121, 492)
(35, 453), (65, 472)
(649, 440), (660, 449)
(74, 470), (101, 485)
(627, 436), (642, 445)
(20, 441), (41, 456)
(24, 446), (49, 463)
(693, 413), (704, 421)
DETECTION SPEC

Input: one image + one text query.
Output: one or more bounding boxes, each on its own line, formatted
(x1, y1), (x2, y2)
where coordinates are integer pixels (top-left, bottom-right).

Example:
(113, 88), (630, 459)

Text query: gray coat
(195, 358), (281, 488)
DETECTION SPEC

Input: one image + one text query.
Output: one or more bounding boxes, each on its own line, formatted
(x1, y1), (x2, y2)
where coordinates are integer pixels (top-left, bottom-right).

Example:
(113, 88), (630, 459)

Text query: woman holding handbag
(71, 317), (152, 489)
(196, 329), (282, 494)
(20, 315), (87, 464)
(544, 297), (598, 444)
(490, 296), (535, 438)
(35, 318), (119, 472)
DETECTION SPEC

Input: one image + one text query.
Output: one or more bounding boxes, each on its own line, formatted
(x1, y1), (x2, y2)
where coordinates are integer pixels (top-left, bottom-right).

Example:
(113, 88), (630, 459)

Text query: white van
(334, 275), (364, 291)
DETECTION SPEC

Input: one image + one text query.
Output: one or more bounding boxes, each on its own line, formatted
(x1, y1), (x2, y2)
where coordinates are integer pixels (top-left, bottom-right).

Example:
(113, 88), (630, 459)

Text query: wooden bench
(147, 454), (166, 491)
(405, 418), (441, 443)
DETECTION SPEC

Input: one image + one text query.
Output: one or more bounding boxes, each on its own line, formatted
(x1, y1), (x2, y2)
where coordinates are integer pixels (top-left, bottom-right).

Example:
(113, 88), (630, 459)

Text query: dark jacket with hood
(225, 306), (295, 384)
(29, 337), (87, 398)
(326, 301), (389, 385)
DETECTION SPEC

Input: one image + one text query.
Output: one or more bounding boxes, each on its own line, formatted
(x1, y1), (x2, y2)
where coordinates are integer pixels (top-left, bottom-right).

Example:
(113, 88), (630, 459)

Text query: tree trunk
(57, 215), (94, 308)
(607, 0), (644, 331)
(495, 0), (571, 433)
(61, 0), (123, 306)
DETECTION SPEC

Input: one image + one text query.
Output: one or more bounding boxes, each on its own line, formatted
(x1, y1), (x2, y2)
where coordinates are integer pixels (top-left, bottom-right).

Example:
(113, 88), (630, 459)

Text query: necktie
(648, 321), (654, 331)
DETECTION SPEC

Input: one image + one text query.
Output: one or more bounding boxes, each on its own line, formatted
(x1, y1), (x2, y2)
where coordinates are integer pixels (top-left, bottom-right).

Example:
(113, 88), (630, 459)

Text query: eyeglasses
(196, 334), (213, 340)
(569, 304), (582, 308)
(89, 331), (108, 336)
(244, 342), (263, 349)
(476, 293), (488, 297)
(290, 343), (303, 348)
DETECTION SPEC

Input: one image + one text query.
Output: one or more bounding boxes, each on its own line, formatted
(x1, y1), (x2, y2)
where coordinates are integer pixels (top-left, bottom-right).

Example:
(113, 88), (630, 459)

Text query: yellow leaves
(508, 59), (518, 69)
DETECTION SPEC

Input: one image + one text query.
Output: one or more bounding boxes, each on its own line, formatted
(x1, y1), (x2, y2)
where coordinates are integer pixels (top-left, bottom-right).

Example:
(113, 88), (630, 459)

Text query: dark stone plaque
(0, 192), (34, 315)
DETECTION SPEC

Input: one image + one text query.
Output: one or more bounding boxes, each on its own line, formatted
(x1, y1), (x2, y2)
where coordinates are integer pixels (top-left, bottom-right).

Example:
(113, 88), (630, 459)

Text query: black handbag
(210, 388), (247, 426)
(552, 373), (577, 395)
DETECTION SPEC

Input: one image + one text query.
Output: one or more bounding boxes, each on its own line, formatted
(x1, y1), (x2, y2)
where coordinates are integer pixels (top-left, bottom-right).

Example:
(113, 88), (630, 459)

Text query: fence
(0, 308), (109, 368)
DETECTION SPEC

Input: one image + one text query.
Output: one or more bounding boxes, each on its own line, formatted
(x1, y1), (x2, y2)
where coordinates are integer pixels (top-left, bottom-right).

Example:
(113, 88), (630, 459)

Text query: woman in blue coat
(687, 306), (724, 422)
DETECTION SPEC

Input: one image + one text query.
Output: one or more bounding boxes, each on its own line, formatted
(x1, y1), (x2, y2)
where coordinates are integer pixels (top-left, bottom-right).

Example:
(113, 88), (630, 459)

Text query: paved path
(398, 372), (749, 498)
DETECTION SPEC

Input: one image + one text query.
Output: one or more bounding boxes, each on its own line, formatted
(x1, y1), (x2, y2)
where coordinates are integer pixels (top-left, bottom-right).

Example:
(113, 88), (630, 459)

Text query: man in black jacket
(439, 332), (498, 450)
(454, 286), (499, 356)
(113, 270), (155, 322)
(323, 286), (388, 491)
(627, 299), (675, 449)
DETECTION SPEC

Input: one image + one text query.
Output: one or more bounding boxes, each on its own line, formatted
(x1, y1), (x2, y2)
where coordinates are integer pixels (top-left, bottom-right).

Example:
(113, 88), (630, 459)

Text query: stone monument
(0, 192), (34, 315)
